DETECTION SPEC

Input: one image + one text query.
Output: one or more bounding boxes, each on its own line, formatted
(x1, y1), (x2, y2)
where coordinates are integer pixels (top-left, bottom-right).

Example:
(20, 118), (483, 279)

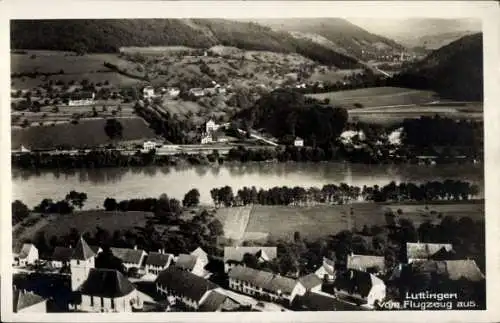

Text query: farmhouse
(406, 242), (454, 263)
(145, 251), (175, 275)
(13, 289), (47, 313)
(155, 267), (218, 310)
(333, 269), (386, 308)
(143, 140), (161, 151)
(228, 265), (305, 305)
(110, 247), (147, 271)
(346, 253), (386, 274)
(223, 246), (278, 273)
(198, 290), (240, 312)
(15, 243), (39, 267)
(294, 137), (304, 147)
(174, 254), (207, 277)
(314, 257), (336, 282)
(68, 91), (95, 106)
(49, 246), (74, 268)
(78, 268), (140, 312)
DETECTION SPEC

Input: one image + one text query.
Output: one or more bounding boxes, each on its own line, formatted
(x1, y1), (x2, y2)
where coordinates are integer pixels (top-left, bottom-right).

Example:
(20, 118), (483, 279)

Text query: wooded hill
(10, 19), (361, 68)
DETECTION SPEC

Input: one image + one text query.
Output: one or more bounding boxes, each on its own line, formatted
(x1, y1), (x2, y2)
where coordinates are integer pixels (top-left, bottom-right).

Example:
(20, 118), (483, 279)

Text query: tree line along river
(12, 162), (484, 210)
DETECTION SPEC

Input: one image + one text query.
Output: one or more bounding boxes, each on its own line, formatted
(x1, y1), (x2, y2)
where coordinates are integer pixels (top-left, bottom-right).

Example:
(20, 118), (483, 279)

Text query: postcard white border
(1, 1), (499, 322)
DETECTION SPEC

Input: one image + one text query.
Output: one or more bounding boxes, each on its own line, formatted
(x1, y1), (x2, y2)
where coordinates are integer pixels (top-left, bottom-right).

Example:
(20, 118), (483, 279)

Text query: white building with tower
(70, 237), (96, 291)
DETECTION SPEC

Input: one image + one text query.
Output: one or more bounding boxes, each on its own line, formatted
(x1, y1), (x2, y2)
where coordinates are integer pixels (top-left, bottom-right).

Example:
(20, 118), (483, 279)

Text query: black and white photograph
(2, 1), (499, 321)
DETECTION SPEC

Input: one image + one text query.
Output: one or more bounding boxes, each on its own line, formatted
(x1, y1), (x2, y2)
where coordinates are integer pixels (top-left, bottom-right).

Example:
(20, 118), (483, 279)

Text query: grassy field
(13, 210), (154, 249)
(217, 201), (485, 242)
(306, 87), (438, 109)
(11, 117), (157, 150)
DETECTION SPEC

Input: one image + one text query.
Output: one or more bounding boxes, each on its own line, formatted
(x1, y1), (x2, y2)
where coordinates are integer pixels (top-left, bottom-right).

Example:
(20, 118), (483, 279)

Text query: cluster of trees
(30, 190), (88, 214)
(104, 118), (124, 139)
(209, 180), (480, 207)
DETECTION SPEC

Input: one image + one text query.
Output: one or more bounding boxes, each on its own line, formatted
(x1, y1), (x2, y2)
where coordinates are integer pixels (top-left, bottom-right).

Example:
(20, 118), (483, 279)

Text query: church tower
(70, 236), (96, 291)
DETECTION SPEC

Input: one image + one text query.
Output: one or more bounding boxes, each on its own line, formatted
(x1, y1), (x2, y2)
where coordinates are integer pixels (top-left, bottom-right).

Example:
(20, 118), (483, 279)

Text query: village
(13, 232), (485, 313)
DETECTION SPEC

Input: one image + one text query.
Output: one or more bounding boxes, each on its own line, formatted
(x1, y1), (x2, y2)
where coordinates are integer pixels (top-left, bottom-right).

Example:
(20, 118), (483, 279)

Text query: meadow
(218, 201), (485, 242)
(11, 117), (157, 150)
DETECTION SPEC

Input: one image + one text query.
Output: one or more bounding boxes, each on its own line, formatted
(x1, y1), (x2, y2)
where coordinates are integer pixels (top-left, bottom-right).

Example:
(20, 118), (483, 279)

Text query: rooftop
(155, 267), (217, 301)
(18, 243), (36, 259)
(223, 247), (277, 264)
(80, 268), (135, 298)
(347, 254), (385, 272)
(175, 254), (198, 271)
(298, 273), (323, 290)
(72, 237), (95, 261)
(334, 269), (384, 299)
(407, 242), (453, 260)
(145, 252), (174, 267)
(13, 289), (46, 312)
(110, 247), (146, 265)
(229, 266), (298, 294)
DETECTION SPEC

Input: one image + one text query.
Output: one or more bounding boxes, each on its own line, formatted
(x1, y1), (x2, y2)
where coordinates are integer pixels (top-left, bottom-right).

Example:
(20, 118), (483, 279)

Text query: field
(13, 210), (153, 249)
(11, 51), (144, 89)
(306, 87), (438, 108)
(217, 201), (485, 242)
(11, 117), (158, 150)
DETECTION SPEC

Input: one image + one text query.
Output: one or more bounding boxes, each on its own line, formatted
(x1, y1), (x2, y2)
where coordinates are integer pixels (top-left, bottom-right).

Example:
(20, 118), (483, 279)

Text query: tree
(207, 219), (224, 237)
(65, 190), (88, 209)
(183, 188), (201, 207)
(12, 200), (30, 225)
(103, 198), (118, 211)
(104, 118), (123, 139)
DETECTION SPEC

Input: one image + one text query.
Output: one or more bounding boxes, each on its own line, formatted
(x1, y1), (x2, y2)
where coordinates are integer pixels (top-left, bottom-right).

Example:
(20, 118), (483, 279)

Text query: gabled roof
(145, 252), (174, 267)
(13, 289), (46, 312)
(155, 267), (217, 302)
(429, 247), (457, 261)
(228, 266), (298, 294)
(334, 269), (384, 299)
(191, 247), (209, 262)
(299, 273), (323, 290)
(347, 254), (385, 272)
(412, 260), (485, 282)
(315, 257), (336, 277)
(80, 268), (135, 298)
(18, 243), (36, 259)
(223, 247), (277, 263)
(295, 291), (337, 311)
(72, 237), (95, 260)
(406, 242), (453, 260)
(50, 247), (73, 262)
(175, 254), (198, 271)
(110, 247), (146, 265)
(198, 290), (230, 312)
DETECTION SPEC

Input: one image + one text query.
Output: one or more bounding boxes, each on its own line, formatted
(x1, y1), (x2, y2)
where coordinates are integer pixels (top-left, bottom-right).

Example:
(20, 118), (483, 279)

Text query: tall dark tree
(12, 200), (30, 225)
(183, 188), (201, 207)
(104, 118), (123, 139)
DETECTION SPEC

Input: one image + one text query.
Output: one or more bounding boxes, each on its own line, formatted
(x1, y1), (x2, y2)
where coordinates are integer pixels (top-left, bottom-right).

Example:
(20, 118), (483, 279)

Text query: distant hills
(399, 30), (479, 51)
(10, 19), (361, 68)
(251, 18), (406, 59)
(390, 33), (483, 101)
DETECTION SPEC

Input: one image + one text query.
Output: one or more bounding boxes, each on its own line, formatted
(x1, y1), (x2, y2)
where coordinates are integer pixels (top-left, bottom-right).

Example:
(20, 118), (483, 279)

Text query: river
(12, 162), (484, 209)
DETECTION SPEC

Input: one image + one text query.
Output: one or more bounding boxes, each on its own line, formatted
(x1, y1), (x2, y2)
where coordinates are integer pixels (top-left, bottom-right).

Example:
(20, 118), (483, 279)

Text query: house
(228, 265), (305, 305)
(205, 120), (219, 133)
(145, 251), (175, 275)
(143, 86), (155, 99)
(20, 145), (31, 153)
(333, 269), (386, 308)
(406, 242), (454, 263)
(49, 246), (74, 268)
(68, 91), (95, 106)
(298, 273), (323, 293)
(167, 87), (180, 98)
(70, 237), (96, 291)
(189, 88), (205, 97)
(143, 140), (160, 151)
(411, 259), (485, 282)
(294, 137), (304, 147)
(175, 254), (206, 277)
(201, 133), (214, 145)
(110, 247), (147, 271)
(79, 268), (140, 312)
(223, 246), (278, 273)
(15, 243), (39, 267)
(155, 267), (218, 310)
(198, 290), (240, 312)
(314, 257), (336, 282)
(191, 247), (209, 265)
(347, 253), (386, 274)
(13, 289), (47, 313)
